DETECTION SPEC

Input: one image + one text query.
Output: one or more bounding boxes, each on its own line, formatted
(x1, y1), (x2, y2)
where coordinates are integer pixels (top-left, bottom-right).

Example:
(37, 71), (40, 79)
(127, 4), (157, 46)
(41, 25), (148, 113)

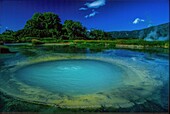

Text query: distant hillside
(109, 23), (169, 41)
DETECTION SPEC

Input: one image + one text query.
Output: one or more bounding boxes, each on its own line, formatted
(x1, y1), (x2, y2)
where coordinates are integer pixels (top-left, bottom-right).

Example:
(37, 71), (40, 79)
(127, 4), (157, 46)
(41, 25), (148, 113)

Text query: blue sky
(0, 0), (169, 33)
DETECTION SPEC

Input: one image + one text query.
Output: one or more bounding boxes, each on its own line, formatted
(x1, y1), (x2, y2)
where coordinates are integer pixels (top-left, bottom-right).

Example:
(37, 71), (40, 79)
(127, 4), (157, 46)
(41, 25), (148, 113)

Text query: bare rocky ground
(0, 89), (168, 112)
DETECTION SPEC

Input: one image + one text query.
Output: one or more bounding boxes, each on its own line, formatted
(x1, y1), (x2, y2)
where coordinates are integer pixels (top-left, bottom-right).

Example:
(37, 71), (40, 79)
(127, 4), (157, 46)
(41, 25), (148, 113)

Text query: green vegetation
(31, 39), (44, 45)
(48, 39), (168, 49)
(0, 12), (169, 51)
(0, 45), (11, 53)
(0, 12), (112, 43)
(61, 20), (87, 40)
(0, 12), (169, 113)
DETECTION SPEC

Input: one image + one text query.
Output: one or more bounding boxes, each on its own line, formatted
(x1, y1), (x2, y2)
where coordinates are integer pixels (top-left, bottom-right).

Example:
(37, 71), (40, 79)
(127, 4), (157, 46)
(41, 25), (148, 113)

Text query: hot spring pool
(0, 49), (167, 109)
(15, 59), (125, 95)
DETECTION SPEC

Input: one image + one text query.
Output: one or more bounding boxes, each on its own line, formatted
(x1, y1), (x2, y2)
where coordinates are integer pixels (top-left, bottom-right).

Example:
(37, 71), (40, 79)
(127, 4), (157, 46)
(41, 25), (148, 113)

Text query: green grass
(0, 45), (11, 53)
(70, 39), (169, 48)
(0, 35), (169, 49)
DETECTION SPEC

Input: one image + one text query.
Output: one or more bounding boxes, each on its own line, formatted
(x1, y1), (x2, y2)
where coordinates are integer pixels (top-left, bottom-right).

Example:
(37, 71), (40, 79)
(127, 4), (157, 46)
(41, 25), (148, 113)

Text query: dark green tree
(24, 12), (62, 38)
(62, 20), (87, 40)
(25, 13), (44, 29)
(89, 29), (105, 40)
(88, 29), (112, 40)
(2, 30), (14, 35)
(43, 12), (61, 30)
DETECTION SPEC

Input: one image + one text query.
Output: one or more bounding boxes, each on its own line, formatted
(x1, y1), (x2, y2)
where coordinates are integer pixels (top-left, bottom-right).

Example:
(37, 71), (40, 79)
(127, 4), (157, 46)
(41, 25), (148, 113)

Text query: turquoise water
(0, 47), (169, 110)
(15, 59), (125, 95)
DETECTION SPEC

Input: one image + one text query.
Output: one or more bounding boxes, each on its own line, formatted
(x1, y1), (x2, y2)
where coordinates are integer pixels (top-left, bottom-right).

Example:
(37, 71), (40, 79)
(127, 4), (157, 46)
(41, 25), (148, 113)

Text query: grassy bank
(1, 35), (169, 48)
(0, 45), (11, 53)
(41, 39), (169, 49)
(1, 38), (169, 54)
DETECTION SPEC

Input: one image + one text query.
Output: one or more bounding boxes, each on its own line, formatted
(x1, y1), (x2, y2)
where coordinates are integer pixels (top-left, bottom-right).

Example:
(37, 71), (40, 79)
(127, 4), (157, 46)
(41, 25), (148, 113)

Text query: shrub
(0, 45), (11, 53)
(31, 39), (44, 45)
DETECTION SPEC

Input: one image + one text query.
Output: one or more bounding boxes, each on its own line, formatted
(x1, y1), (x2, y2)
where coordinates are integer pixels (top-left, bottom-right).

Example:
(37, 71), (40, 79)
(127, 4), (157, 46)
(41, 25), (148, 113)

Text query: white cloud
(133, 18), (145, 24)
(79, 0), (106, 18)
(79, 7), (87, 11)
(85, 15), (89, 18)
(85, 10), (98, 18)
(85, 0), (106, 9)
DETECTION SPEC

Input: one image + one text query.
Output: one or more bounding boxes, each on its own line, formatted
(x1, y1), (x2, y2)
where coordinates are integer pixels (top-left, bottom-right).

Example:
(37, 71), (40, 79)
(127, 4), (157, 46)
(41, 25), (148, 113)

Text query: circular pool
(15, 59), (125, 95)
(0, 55), (161, 108)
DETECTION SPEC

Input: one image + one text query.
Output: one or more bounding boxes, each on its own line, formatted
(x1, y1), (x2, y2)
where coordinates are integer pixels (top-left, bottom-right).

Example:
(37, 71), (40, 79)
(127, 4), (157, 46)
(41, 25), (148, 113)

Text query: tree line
(1, 12), (112, 42)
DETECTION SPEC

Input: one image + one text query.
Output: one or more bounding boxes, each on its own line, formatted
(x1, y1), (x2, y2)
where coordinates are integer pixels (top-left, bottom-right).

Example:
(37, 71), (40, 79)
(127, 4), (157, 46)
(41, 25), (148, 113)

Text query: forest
(0, 12), (113, 43)
(0, 12), (169, 50)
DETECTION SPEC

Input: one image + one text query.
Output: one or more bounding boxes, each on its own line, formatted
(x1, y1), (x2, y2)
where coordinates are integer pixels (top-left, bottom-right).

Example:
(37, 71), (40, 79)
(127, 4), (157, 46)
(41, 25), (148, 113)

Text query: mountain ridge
(109, 23), (169, 41)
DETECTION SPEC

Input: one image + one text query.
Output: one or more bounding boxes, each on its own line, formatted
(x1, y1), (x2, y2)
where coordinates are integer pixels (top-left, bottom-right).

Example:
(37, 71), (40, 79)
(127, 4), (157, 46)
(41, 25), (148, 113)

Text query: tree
(25, 12), (61, 30)
(88, 29), (112, 40)
(43, 12), (61, 30)
(24, 13), (44, 29)
(1, 30), (15, 43)
(2, 30), (14, 35)
(24, 12), (62, 38)
(62, 20), (87, 40)
(89, 29), (105, 40)
(10, 12), (116, 40)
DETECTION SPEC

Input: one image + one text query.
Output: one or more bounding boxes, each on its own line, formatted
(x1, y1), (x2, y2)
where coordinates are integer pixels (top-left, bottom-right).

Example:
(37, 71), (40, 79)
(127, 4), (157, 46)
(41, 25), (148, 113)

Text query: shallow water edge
(0, 46), (169, 112)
